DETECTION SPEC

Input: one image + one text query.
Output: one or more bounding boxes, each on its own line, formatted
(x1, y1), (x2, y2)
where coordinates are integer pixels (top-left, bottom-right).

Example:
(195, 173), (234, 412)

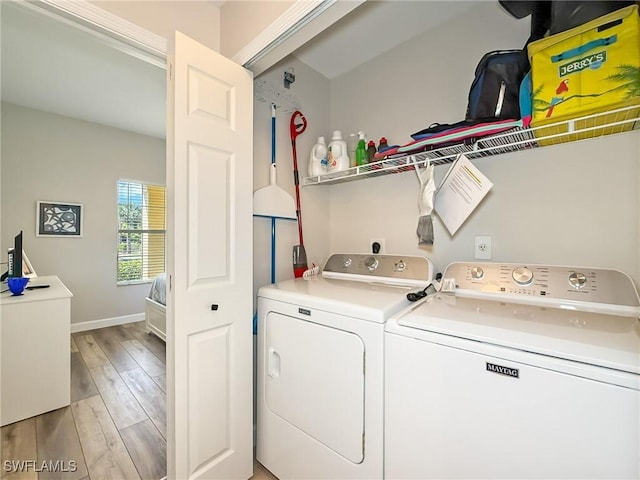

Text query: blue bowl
(7, 277), (29, 295)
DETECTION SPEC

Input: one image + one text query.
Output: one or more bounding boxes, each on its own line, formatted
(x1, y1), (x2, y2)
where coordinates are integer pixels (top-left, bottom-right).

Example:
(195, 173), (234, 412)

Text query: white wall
(91, 0), (221, 51)
(220, 1), (293, 60)
(220, 1), (363, 77)
(323, 2), (640, 283)
(1, 103), (165, 324)
(253, 57), (332, 304)
(328, 135), (639, 280)
(329, 2), (529, 154)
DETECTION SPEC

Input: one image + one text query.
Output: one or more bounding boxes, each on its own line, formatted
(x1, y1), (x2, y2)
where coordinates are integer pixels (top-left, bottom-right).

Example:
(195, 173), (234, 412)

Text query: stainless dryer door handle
(268, 347), (281, 378)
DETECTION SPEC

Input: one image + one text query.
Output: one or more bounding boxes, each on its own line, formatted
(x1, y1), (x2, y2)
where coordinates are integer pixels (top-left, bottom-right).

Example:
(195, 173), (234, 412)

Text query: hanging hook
(284, 68), (295, 89)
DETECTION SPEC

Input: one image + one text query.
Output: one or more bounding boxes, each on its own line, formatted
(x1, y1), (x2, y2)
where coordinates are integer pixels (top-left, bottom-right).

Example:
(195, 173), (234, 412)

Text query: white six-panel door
(167, 31), (253, 480)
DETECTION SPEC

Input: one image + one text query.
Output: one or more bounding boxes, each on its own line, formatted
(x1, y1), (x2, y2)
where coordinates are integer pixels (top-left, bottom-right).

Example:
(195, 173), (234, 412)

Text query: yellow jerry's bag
(528, 4), (640, 143)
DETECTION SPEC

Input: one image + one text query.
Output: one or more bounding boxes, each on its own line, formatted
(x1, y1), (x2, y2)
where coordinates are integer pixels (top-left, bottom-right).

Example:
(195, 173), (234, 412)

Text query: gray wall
(323, 2), (640, 283)
(1, 102), (165, 324)
(253, 1), (640, 292)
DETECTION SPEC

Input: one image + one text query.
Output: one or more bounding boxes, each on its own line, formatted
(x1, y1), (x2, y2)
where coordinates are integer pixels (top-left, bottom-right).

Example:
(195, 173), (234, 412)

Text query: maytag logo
(559, 51), (606, 77)
(486, 362), (519, 378)
(298, 308), (311, 316)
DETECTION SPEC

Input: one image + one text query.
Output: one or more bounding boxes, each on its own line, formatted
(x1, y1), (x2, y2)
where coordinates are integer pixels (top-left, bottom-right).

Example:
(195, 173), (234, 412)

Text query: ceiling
(294, 1), (478, 79)
(1, 3), (167, 139)
(1, 1), (482, 139)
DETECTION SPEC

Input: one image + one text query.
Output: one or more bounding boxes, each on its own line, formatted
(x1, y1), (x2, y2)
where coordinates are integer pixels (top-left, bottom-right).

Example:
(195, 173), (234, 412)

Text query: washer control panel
(444, 262), (640, 308)
(323, 253), (433, 286)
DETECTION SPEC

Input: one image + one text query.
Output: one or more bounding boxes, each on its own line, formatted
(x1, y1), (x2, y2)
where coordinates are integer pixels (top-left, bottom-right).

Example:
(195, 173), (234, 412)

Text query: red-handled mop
(289, 110), (308, 278)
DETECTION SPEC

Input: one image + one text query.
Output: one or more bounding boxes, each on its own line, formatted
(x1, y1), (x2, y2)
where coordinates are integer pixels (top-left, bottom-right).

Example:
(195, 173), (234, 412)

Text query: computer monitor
(5, 231), (36, 279)
(7, 231), (23, 278)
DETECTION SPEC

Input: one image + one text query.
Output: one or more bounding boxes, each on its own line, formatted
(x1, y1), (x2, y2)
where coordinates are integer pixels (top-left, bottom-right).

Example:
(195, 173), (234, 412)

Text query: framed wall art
(36, 201), (83, 237)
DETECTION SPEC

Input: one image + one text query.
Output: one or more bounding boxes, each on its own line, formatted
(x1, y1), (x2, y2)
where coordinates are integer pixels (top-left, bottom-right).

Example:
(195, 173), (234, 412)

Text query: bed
(145, 273), (166, 341)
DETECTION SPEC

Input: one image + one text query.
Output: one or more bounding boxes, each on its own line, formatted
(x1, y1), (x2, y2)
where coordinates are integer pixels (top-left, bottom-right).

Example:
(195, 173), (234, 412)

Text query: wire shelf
(302, 105), (640, 186)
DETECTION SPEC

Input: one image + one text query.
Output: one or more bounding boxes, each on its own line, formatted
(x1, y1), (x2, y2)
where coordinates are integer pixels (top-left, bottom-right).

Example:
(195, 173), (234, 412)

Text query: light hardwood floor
(1, 321), (277, 480)
(1, 321), (167, 480)
(0, 322), (277, 480)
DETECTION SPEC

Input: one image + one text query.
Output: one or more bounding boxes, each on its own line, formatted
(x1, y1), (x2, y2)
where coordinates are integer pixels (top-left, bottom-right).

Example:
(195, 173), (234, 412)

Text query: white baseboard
(70, 313), (144, 333)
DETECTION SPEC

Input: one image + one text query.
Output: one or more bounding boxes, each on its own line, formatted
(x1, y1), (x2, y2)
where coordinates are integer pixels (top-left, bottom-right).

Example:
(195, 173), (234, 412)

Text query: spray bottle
(355, 131), (367, 166)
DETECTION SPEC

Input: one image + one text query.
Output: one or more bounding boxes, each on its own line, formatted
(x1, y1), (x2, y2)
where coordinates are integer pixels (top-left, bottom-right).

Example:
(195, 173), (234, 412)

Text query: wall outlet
(474, 235), (492, 260)
(370, 238), (385, 254)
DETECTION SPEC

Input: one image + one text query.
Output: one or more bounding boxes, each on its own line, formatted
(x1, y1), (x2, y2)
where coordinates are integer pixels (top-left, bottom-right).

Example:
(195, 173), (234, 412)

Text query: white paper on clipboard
(434, 154), (493, 235)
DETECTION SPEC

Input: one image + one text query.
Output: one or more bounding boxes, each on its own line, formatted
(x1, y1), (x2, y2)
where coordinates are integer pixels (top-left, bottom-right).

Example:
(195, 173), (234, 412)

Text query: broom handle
(270, 104), (277, 284)
(271, 217), (276, 284)
(271, 104), (276, 166)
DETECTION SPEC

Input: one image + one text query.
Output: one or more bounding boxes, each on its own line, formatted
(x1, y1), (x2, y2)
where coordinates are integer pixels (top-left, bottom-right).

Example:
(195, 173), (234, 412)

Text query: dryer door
(265, 312), (365, 463)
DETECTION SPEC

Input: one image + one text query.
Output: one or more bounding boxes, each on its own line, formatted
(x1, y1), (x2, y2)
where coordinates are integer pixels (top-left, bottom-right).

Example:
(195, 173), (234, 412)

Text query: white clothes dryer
(257, 253), (433, 480)
(385, 262), (640, 479)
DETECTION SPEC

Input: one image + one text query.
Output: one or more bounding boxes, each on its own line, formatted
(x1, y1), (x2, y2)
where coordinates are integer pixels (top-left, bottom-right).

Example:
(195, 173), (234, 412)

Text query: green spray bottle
(355, 131), (367, 166)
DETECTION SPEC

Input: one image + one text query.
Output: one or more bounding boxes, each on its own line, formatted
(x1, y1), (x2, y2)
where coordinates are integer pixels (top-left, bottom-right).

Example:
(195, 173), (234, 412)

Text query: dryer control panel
(444, 262), (640, 315)
(323, 254), (433, 287)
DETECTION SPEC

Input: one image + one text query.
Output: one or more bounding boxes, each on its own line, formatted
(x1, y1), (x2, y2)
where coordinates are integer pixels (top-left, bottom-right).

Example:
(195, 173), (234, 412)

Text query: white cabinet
(1, 275), (72, 426)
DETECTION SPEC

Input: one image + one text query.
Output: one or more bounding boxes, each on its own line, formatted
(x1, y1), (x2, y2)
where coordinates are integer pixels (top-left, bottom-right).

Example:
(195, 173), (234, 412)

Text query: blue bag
(465, 49), (530, 122)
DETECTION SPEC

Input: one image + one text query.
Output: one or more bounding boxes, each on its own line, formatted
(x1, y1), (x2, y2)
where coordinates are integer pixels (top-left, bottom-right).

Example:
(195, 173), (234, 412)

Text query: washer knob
(569, 272), (587, 289)
(364, 256), (379, 271)
(343, 257), (352, 268)
(512, 266), (534, 286)
(470, 266), (484, 279)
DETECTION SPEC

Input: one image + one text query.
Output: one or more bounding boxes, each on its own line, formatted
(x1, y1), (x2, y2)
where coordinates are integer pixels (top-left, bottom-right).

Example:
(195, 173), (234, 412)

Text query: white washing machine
(385, 262), (640, 479)
(257, 253), (434, 480)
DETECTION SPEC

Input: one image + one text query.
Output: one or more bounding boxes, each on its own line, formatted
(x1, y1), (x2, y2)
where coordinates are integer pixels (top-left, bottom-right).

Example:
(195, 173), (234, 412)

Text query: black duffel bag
(549, 1), (636, 34)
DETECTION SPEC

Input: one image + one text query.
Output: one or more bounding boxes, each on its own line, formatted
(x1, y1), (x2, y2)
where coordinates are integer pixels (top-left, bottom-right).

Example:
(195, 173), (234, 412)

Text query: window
(117, 180), (166, 284)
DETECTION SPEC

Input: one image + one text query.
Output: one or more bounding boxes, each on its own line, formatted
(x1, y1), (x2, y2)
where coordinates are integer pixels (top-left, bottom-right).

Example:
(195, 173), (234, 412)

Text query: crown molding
(22, 0), (167, 63)
(232, 0), (333, 67)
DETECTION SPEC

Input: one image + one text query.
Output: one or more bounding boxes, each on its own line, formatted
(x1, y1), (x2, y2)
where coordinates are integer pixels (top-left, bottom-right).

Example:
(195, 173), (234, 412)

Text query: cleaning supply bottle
(378, 137), (389, 153)
(355, 131), (367, 166)
(367, 140), (377, 164)
(347, 133), (358, 168)
(372, 137), (389, 169)
(327, 130), (349, 172)
(308, 136), (328, 177)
